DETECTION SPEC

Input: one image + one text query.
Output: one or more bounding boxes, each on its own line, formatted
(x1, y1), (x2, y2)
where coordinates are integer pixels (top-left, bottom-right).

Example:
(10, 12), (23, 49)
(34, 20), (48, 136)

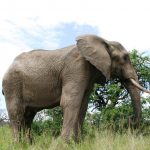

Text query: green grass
(0, 125), (150, 150)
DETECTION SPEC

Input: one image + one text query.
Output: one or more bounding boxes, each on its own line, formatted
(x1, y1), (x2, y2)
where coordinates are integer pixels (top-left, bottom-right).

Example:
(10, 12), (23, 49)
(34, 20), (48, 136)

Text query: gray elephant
(2, 34), (149, 143)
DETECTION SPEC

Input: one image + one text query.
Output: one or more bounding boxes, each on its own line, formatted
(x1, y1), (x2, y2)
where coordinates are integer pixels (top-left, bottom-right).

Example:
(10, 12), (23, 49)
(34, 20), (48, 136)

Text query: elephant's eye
(123, 54), (129, 61)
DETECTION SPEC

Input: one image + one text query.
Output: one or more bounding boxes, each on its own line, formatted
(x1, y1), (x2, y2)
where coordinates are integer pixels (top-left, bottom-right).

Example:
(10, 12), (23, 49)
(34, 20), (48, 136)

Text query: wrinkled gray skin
(2, 35), (141, 143)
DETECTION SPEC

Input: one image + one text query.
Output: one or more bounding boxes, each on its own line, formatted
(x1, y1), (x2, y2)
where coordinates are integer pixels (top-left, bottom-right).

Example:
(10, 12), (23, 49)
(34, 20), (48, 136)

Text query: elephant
(2, 34), (150, 143)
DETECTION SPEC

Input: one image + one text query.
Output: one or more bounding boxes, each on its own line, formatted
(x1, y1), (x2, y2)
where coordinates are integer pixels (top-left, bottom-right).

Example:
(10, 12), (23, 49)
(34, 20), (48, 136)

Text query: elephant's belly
(23, 83), (62, 108)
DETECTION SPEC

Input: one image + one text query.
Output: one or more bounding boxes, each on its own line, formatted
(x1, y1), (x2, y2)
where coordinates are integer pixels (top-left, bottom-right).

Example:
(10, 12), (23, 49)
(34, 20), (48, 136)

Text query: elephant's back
(13, 45), (74, 70)
(3, 45), (77, 82)
(15, 45), (72, 59)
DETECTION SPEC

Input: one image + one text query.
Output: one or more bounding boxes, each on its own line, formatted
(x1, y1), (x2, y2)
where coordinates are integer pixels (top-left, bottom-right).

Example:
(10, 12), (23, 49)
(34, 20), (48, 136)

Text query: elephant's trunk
(125, 79), (141, 127)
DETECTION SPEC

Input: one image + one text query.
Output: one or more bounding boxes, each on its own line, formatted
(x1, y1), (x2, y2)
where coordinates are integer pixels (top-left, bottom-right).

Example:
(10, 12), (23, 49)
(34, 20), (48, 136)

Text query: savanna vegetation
(0, 125), (150, 150)
(0, 50), (150, 150)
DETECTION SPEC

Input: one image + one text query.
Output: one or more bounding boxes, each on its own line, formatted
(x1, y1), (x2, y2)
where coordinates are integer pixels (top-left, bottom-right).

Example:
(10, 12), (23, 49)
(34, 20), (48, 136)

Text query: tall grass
(0, 125), (150, 150)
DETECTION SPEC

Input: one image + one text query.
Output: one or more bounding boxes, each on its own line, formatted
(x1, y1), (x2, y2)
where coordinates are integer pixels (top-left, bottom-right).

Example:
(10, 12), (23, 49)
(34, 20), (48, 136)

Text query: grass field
(0, 125), (150, 150)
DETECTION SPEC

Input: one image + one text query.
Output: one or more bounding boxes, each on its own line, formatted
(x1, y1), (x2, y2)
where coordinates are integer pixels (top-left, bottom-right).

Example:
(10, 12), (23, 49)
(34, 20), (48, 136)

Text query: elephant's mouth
(128, 78), (150, 94)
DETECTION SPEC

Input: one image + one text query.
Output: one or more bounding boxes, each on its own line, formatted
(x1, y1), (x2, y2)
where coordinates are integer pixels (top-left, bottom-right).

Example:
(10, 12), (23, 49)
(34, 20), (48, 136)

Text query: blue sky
(0, 0), (150, 110)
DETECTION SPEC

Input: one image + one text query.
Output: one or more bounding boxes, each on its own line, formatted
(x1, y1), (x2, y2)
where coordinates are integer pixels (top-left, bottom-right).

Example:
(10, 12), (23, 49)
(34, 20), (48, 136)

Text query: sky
(0, 0), (150, 110)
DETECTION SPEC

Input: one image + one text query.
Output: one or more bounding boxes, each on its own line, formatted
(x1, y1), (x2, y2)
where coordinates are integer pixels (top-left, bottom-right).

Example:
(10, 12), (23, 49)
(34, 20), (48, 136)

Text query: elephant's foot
(61, 127), (80, 143)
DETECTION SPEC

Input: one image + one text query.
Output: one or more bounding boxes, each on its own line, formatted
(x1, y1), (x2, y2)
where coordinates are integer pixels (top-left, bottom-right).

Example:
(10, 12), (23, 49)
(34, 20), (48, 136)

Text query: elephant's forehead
(111, 49), (128, 57)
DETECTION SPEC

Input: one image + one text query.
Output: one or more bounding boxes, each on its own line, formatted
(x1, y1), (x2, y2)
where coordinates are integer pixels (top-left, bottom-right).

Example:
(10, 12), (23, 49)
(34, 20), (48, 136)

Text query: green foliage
(32, 107), (63, 137)
(130, 50), (150, 87)
(0, 126), (150, 150)
(89, 81), (126, 111)
(142, 97), (150, 120)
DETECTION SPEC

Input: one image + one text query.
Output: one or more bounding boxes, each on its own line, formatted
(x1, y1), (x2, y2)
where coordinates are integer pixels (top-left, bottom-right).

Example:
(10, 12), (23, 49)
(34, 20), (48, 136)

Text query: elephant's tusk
(129, 78), (150, 94)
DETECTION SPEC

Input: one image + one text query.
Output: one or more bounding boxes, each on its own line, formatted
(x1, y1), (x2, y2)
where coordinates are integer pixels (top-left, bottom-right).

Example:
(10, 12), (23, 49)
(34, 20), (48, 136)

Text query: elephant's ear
(76, 35), (111, 79)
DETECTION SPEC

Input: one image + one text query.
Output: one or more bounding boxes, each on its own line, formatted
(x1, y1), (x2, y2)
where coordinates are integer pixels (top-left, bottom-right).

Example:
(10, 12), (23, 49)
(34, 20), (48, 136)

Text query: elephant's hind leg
(6, 97), (25, 142)
(7, 103), (36, 143)
(3, 73), (25, 142)
(23, 107), (36, 144)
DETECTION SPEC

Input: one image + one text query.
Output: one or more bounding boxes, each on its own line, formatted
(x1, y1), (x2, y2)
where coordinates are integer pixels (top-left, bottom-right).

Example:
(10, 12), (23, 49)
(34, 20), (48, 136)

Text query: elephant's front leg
(60, 81), (87, 142)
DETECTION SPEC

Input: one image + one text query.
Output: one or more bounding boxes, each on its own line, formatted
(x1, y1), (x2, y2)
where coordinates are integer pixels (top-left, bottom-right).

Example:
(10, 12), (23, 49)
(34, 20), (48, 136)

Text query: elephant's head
(76, 34), (150, 126)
